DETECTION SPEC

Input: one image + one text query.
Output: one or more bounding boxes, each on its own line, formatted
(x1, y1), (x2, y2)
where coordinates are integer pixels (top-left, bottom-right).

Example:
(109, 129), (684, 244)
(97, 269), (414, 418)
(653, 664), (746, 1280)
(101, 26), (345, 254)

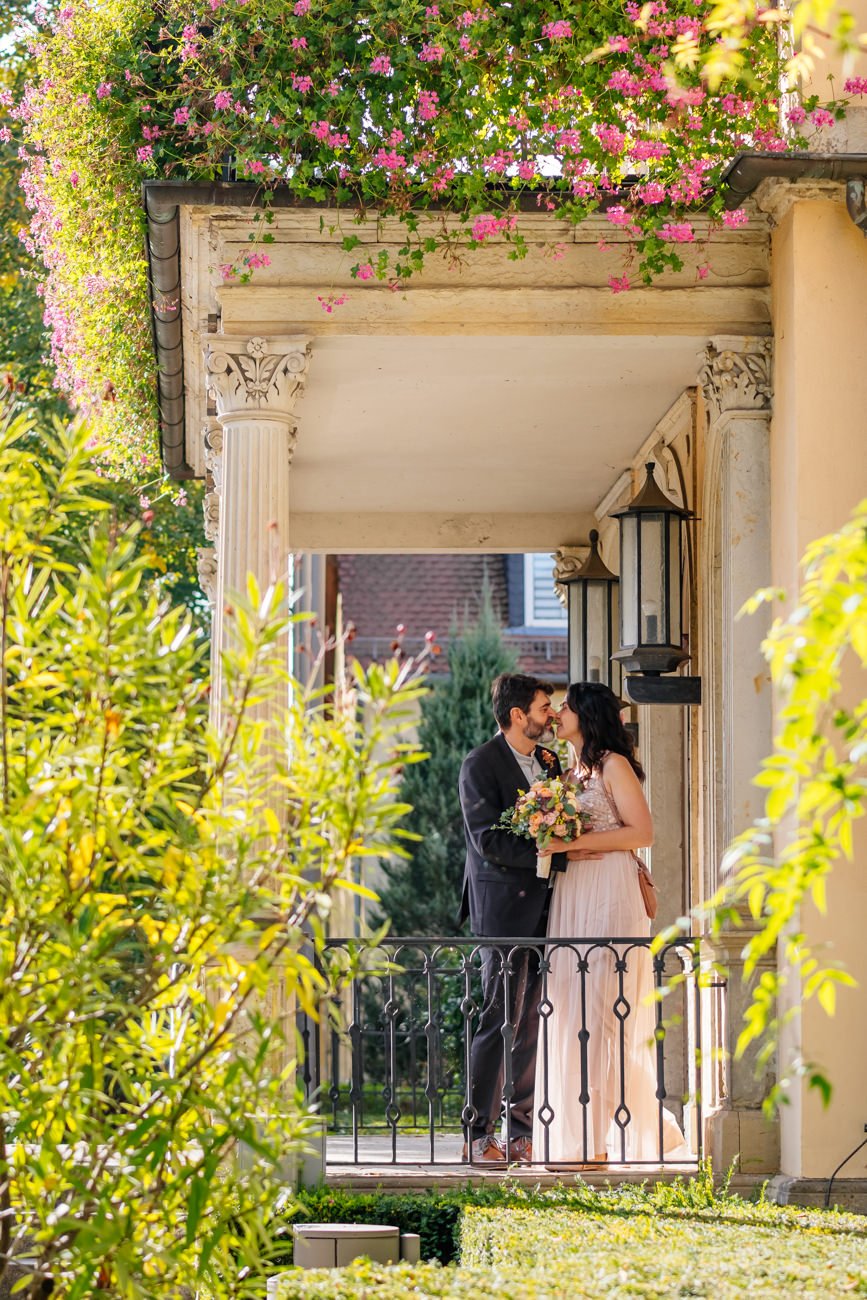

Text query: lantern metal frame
(609, 461), (701, 705)
(559, 529), (622, 697)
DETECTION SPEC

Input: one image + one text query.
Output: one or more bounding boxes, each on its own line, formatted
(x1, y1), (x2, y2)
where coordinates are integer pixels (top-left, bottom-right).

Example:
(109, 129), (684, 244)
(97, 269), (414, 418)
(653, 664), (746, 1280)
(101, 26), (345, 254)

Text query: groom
(457, 672), (566, 1163)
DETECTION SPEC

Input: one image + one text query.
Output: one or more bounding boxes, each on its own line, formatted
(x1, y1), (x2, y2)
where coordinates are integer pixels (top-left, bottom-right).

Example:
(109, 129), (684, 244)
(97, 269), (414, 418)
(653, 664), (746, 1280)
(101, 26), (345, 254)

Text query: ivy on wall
(18, 1), (849, 470)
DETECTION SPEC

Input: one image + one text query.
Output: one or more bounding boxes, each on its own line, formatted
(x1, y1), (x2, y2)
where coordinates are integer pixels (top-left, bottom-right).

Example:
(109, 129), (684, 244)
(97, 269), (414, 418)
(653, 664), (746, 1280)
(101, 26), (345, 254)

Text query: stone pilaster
(699, 336), (773, 864)
(699, 335), (777, 1172)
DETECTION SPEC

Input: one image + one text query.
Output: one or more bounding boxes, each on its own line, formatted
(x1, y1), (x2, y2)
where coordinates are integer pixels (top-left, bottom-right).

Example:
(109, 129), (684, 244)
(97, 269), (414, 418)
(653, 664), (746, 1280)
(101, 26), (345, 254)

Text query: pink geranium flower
(542, 20), (572, 39)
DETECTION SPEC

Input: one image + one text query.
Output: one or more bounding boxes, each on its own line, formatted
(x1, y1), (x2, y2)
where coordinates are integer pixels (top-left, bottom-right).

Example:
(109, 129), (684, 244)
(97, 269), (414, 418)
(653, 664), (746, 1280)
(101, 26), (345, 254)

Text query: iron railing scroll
(299, 935), (703, 1169)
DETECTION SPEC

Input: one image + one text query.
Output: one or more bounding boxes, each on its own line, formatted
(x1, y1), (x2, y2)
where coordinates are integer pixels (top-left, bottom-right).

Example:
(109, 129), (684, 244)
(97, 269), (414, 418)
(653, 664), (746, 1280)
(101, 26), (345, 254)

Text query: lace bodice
(572, 765), (623, 832)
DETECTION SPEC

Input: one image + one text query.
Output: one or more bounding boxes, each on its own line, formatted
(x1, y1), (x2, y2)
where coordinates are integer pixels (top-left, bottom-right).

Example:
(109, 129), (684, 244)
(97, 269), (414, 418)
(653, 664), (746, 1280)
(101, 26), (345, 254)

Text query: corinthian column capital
(700, 336), (772, 425)
(205, 335), (312, 429)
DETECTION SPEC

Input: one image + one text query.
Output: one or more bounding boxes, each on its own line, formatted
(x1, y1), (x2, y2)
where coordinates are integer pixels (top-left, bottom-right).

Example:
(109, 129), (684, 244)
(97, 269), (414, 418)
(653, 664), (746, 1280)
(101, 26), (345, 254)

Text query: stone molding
(205, 335), (311, 430)
(196, 546), (218, 607)
(700, 336), (772, 424)
(752, 177), (845, 226)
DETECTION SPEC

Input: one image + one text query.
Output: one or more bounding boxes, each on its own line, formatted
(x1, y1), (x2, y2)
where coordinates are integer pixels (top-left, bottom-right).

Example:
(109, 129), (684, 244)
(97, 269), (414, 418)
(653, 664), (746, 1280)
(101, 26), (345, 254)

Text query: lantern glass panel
(585, 581), (609, 683)
(639, 512), (665, 646)
(620, 513), (638, 648)
(668, 512), (682, 648)
(568, 582), (585, 682)
(610, 583), (622, 697)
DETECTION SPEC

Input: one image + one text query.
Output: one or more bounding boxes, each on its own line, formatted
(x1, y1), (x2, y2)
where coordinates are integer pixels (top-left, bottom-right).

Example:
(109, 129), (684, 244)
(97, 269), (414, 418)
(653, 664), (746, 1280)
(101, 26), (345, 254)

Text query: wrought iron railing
(299, 936), (703, 1168)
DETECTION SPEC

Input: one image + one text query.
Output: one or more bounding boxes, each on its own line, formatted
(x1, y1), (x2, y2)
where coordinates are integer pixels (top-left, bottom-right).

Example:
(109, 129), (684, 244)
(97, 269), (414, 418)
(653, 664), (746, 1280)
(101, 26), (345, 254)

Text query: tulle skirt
(532, 851), (690, 1163)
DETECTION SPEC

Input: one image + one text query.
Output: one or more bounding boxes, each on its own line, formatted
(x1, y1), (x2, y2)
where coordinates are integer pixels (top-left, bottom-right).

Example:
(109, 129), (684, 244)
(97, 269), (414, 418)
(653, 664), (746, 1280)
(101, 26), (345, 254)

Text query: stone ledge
(767, 1174), (867, 1214)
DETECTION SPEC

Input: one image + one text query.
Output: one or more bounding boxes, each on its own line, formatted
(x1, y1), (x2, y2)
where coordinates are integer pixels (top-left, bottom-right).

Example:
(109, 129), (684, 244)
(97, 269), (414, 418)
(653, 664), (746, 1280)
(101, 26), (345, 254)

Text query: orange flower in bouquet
(496, 776), (589, 877)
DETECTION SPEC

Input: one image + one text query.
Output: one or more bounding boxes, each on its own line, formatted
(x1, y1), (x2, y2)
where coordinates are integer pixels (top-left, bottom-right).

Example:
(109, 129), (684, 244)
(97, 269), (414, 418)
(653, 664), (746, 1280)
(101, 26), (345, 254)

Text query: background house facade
(335, 552), (568, 680)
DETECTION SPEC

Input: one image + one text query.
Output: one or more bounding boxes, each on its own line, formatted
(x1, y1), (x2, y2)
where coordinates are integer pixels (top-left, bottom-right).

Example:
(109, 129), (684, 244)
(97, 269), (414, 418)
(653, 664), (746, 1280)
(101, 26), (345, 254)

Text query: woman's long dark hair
(566, 681), (645, 782)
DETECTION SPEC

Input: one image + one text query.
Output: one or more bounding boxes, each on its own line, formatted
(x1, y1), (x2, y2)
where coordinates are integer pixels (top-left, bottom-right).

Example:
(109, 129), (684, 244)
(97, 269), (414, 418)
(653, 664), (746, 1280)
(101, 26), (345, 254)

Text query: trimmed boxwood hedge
(273, 1177), (867, 1298)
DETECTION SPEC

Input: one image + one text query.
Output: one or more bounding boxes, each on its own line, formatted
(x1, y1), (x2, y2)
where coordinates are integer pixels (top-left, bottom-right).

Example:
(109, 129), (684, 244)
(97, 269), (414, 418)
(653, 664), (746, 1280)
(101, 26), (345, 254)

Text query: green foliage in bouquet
(496, 775), (588, 853)
(0, 399), (426, 1298)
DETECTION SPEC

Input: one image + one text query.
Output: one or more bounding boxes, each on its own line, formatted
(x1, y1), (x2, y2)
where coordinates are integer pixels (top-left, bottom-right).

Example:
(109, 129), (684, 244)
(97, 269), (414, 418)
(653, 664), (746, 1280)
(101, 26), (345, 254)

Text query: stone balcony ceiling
(153, 194), (770, 549)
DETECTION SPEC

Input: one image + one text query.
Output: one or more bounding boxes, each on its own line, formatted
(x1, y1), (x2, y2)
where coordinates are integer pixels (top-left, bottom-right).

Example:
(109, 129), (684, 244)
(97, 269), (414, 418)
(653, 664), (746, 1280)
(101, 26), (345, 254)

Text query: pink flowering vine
(17, 0), (843, 468)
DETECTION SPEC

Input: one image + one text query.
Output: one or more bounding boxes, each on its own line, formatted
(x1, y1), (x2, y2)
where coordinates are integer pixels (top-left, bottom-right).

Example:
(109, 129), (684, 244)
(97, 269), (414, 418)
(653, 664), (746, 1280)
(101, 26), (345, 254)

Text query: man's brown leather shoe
(508, 1135), (533, 1162)
(462, 1135), (506, 1162)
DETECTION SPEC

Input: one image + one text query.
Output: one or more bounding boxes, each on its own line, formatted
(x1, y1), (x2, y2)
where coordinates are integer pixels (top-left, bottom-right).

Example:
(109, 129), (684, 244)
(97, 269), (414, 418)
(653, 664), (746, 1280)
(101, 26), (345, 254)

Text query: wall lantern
(559, 529), (622, 698)
(610, 462), (701, 706)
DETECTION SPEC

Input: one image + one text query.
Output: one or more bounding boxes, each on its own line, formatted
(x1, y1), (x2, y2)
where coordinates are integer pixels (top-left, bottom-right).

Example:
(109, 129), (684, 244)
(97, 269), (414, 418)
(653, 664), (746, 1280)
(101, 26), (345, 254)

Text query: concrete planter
(266, 1223), (421, 1295)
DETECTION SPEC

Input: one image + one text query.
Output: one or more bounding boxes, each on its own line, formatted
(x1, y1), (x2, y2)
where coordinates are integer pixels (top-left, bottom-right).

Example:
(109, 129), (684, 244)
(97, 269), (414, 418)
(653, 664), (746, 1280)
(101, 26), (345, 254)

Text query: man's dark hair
(491, 673), (554, 731)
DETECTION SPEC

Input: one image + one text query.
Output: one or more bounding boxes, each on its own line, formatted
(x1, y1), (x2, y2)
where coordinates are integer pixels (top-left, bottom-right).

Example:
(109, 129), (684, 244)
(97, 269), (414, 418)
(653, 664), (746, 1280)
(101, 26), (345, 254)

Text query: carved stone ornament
(203, 424), (224, 491)
(197, 546), (218, 607)
(205, 335), (311, 423)
(552, 545), (588, 606)
(203, 490), (220, 543)
(700, 338), (772, 424)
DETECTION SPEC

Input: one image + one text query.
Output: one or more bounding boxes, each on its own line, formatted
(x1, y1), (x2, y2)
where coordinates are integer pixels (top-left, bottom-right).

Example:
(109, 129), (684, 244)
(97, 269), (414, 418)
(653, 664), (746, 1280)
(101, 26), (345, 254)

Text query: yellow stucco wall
(771, 197), (867, 1179)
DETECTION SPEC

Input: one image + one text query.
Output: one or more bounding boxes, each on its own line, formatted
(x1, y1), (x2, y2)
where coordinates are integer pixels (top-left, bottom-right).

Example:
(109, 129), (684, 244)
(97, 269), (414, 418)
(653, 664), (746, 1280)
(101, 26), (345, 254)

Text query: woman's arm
(547, 753), (654, 857)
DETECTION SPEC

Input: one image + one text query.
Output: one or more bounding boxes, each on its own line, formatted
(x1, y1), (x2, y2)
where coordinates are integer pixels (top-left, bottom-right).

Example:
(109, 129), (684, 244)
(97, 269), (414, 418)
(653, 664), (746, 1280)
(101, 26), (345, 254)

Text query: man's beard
(524, 719), (555, 745)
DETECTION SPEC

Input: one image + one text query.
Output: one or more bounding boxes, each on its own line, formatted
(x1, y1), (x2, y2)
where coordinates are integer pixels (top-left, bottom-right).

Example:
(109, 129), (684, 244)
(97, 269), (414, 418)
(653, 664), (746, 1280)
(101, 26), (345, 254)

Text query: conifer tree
(375, 579), (517, 935)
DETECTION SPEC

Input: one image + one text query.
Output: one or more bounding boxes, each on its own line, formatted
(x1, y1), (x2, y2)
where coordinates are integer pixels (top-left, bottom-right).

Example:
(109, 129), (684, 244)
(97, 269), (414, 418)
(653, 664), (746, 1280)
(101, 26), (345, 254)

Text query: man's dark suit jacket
(458, 732), (565, 938)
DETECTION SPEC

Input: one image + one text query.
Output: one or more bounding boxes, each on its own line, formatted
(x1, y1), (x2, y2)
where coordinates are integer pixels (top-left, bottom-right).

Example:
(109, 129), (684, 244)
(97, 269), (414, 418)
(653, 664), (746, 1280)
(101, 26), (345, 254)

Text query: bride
(532, 681), (689, 1165)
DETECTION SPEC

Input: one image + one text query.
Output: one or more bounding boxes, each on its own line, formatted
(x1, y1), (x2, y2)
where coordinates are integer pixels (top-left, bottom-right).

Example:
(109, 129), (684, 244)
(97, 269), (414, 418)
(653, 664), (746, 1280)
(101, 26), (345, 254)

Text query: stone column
(201, 338), (317, 1185)
(698, 336), (778, 1174)
(203, 335), (311, 727)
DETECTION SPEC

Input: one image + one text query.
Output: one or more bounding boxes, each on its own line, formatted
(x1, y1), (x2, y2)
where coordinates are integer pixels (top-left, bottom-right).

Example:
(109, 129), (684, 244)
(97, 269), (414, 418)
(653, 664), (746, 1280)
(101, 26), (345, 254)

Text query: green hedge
(272, 1179), (867, 1298)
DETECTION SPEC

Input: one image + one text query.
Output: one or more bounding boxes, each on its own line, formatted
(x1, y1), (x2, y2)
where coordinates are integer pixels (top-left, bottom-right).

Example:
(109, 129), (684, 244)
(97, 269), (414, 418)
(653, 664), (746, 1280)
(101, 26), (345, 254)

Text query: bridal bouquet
(496, 776), (589, 878)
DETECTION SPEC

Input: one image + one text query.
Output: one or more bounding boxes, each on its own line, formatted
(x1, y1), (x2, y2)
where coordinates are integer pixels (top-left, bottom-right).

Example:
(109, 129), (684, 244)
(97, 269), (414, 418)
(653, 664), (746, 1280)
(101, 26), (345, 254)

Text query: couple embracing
(458, 672), (687, 1166)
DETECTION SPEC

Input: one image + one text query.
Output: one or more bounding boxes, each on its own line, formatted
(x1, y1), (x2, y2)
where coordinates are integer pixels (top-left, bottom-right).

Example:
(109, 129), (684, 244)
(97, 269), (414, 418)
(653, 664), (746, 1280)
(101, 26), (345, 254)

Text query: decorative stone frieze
(196, 546), (218, 607)
(203, 423), (224, 490)
(552, 545), (588, 606)
(203, 489), (220, 543)
(700, 337), (772, 424)
(205, 335), (311, 435)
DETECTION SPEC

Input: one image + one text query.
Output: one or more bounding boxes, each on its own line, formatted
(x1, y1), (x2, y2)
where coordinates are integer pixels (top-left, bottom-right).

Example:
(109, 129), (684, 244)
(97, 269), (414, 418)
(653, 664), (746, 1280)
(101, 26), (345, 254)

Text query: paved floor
(321, 1132), (699, 1188)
